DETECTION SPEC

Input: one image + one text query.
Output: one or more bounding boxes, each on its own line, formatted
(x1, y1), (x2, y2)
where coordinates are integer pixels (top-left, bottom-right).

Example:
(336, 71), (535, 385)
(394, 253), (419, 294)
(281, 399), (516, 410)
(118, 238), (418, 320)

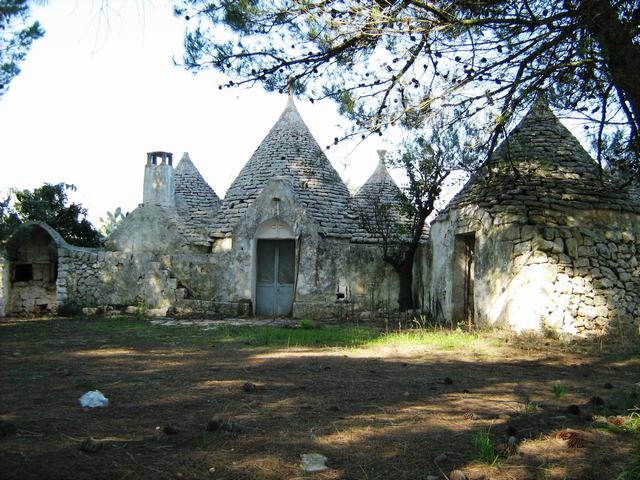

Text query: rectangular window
(14, 264), (33, 282)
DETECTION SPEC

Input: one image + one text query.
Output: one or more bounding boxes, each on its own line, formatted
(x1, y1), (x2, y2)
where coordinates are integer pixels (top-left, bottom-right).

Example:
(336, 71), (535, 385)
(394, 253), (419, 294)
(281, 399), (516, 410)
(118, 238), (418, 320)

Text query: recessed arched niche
(255, 218), (295, 239)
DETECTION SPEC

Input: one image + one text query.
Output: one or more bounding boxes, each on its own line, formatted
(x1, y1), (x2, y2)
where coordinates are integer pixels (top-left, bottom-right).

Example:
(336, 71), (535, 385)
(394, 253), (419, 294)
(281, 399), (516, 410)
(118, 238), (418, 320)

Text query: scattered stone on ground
(300, 453), (329, 473)
(78, 390), (109, 409)
(55, 366), (71, 377)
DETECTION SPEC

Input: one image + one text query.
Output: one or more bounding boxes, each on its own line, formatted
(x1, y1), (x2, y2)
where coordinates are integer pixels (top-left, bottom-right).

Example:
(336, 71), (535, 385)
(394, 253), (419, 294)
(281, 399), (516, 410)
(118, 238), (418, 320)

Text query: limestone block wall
(58, 248), (239, 312)
(429, 206), (640, 335)
(9, 265), (57, 313)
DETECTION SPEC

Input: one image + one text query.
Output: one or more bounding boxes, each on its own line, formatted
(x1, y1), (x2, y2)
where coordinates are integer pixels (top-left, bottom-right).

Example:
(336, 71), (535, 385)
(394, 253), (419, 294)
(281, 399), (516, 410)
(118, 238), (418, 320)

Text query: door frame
(452, 231), (476, 327)
(252, 218), (296, 316)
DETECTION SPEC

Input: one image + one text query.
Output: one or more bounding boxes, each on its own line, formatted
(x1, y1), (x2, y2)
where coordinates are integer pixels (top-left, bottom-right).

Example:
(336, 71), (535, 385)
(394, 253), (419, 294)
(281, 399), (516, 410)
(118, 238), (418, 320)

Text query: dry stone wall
(431, 204), (640, 336)
(58, 247), (243, 315)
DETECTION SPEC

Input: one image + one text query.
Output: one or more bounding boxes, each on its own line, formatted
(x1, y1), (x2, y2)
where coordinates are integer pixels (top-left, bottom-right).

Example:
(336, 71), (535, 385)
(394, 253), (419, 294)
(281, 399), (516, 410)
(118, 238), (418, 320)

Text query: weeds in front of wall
(135, 302), (147, 321)
(298, 319), (316, 329)
(410, 314), (432, 329)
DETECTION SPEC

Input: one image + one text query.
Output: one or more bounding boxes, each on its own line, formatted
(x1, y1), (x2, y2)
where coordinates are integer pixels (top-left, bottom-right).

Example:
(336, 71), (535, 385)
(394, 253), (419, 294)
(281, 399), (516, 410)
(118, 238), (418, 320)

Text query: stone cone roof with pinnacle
(440, 97), (640, 221)
(352, 151), (410, 242)
(174, 152), (220, 234)
(212, 96), (355, 237)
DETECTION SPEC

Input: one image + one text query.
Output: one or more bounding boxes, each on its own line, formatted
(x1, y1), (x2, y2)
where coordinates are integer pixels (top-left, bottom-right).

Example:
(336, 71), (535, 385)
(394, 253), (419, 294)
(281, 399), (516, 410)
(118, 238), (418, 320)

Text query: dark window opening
(14, 264), (33, 282)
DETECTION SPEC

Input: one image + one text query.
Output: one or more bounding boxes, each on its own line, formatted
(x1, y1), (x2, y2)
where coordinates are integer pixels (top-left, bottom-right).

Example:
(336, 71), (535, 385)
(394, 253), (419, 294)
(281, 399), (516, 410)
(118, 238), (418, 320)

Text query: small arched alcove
(5, 223), (63, 314)
(254, 218), (296, 316)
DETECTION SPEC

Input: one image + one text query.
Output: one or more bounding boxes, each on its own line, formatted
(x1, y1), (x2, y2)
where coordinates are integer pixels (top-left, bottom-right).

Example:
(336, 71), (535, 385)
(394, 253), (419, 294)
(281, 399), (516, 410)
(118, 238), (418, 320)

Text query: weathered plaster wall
(429, 206), (640, 335)
(0, 256), (7, 317)
(292, 240), (401, 319)
(106, 205), (207, 254)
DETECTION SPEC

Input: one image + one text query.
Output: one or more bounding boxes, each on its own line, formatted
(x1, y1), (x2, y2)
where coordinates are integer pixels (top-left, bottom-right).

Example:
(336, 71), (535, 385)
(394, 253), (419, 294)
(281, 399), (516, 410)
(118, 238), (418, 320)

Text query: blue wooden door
(256, 239), (295, 316)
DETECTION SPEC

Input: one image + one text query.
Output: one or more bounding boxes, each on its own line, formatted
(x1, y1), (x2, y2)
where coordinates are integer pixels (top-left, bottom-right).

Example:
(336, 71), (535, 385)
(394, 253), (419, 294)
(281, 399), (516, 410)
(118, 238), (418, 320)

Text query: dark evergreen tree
(0, 183), (103, 247)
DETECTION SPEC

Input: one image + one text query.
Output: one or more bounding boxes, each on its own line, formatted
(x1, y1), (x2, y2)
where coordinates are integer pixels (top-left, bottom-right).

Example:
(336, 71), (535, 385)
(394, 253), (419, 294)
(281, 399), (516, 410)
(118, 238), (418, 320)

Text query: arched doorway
(6, 223), (62, 314)
(254, 219), (296, 316)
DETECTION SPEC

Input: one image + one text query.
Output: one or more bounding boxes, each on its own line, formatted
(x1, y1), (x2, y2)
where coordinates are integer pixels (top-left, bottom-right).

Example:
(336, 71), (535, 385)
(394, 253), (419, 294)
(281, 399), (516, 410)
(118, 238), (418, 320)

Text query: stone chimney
(143, 151), (175, 207)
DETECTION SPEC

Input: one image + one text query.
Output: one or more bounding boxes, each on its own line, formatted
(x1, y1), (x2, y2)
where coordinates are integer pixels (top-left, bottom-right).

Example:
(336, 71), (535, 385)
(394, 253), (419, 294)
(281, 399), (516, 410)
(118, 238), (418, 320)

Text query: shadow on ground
(0, 316), (638, 480)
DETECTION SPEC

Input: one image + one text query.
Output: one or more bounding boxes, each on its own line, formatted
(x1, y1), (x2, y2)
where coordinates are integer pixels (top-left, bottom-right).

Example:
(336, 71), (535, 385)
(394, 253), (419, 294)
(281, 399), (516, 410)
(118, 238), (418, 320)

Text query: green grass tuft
(553, 383), (567, 399)
(474, 428), (499, 465)
(298, 319), (316, 329)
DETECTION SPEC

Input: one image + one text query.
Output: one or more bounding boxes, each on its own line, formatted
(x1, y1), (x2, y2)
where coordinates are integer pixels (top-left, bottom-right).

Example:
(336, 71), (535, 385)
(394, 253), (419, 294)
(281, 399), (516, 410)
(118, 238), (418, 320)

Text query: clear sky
(0, 1), (389, 225)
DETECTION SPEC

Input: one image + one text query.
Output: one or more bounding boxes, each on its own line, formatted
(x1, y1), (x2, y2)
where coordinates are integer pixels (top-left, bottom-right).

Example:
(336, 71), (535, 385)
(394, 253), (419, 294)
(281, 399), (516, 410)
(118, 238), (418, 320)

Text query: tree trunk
(578, 0), (640, 144)
(395, 257), (415, 312)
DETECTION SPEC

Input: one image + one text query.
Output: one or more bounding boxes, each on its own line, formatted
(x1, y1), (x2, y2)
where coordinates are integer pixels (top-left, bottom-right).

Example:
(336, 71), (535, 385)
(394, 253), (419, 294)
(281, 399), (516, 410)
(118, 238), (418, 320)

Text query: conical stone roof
(174, 152), (220, 231)
(440, 98), (640, 220)
(352, 151), (426, 242)
(212, 97), (354, 237)
(352, 151), (408, 242)
(354, 150), (404, 206)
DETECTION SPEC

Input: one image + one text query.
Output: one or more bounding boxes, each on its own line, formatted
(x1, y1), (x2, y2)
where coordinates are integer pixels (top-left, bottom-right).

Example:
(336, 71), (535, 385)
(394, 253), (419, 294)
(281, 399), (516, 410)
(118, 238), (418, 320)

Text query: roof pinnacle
(377, 149), (387, 166)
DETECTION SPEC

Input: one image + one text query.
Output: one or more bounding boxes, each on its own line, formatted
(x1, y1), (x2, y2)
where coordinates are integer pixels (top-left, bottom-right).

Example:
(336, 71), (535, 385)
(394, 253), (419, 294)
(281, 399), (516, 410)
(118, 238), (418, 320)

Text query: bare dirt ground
(0, 316), (638, 480)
